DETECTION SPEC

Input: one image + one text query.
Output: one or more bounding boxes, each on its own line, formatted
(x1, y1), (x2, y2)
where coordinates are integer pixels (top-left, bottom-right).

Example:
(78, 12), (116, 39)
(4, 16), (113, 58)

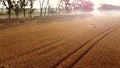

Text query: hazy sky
(91, 0), (120, 8)
(33, 0), (120, 8)
(0, 0), (120, 9)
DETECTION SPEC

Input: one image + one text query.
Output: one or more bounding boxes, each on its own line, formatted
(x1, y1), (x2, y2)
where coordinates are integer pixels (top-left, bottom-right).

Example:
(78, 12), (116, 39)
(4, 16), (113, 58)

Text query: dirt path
(0, 16), (120, 68)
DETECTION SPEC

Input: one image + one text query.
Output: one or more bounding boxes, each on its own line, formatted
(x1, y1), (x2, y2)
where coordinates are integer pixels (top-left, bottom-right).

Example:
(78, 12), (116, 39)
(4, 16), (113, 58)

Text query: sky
(33, 0), (120, 9)
(91, 0), (120, 8)
(0, 0), (120, 9)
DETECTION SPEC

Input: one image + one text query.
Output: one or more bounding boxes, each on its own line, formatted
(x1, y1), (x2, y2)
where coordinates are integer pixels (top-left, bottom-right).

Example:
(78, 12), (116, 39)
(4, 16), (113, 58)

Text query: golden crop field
(0, 15), (120, 68)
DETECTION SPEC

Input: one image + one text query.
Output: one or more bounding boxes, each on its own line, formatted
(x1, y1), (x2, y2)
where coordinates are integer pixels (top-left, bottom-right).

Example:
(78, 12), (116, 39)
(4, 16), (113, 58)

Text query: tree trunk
(2, 6), (3, 15)
(16, 13), (19, 19)
(44, 0), (49, 16)
(58, 0), (62, 15)
(39, 0), (41, 16)
(23, 0), (26, 17)
(40, 0), (44, 16)
(7, 0), (12, 19)
(29, 0), (33, 17)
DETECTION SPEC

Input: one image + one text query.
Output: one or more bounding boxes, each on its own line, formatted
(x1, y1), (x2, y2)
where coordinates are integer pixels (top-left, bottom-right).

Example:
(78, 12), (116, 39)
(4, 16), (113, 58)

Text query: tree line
(0, 0), (49, 19)
(0, 0), (36, 18)
(0, 0), (94, 19)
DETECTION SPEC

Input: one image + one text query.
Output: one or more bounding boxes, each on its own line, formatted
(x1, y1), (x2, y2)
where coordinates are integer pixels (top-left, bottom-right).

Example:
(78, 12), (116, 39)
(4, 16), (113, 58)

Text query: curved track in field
(55, 24), (120, 68)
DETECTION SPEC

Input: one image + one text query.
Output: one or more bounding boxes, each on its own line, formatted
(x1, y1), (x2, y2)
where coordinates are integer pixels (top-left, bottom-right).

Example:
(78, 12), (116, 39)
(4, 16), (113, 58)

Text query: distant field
(0, 15), (120, 68)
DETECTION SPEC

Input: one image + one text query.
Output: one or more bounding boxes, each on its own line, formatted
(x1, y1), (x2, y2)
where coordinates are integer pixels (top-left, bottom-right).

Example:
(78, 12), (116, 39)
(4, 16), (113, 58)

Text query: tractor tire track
(0, 34), (63, 64)
(71, 24), (120, 68)
(54, 23), (120, 68)
(0, 30), (82, 64)
(1, 32), (87, 68)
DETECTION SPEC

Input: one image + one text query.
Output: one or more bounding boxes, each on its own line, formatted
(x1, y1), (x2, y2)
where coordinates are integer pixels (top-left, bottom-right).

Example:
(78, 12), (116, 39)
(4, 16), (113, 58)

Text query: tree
(0, 0), (4, 15)
(57, 0), (65, 15)
(3, 0), (23, 18)
(29, 0), (35, 17)
(40, 0), (45, 16)
(12, 0), (21, 18)
(72, 0), (94, 14)
(3, 0), (13, 18)
(44, 0), (49, 16)
(18, 0), (35, 17)
(81, 1), (94, 12)
(98, 4), (120, 11)
(39, 0), (41, 16)
(2, 0), (35, 18)
(19, 0), (29, 17)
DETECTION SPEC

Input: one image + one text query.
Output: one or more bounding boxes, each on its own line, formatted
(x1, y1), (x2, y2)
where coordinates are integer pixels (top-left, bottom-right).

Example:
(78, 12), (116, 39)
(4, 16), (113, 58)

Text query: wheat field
(0, 15), (120, 68)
